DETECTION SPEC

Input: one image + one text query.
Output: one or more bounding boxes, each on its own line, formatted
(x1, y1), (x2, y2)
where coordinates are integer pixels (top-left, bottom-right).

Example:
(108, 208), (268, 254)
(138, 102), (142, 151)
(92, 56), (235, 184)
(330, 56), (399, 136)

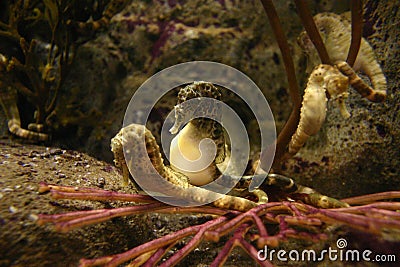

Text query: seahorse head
(325, 67), (349, 98)
(169, 81), (222, 134)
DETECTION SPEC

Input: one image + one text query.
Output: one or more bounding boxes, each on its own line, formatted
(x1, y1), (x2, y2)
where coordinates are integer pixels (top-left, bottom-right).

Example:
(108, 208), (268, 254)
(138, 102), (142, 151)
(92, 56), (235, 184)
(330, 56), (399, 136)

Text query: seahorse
(112, 81), (349, 209)
(288, 64), (349, 155)
(70, 0), (129, 34)
(335, 61), (386, 103)
(298, 12), (387, 102)
(0, 55), (48, 141)
(111, 82), (267, 211)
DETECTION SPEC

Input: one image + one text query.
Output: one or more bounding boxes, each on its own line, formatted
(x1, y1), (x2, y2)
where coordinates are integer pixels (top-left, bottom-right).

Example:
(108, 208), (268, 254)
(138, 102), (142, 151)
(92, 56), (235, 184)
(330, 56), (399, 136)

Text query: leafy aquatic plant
(0, 0), (127, 141)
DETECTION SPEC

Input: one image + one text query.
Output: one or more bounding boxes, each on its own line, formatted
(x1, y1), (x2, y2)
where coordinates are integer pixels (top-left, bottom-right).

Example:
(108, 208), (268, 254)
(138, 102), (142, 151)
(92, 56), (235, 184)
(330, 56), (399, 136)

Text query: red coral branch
(37, 183), (400, 266)
(210, 223), (274, 267)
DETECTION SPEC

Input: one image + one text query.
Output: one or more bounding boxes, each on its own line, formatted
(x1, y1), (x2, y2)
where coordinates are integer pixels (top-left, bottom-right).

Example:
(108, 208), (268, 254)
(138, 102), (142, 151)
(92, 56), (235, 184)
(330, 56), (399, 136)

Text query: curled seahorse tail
(28, 123), (45, 133)
(336, 61), (386, 103)
(8, 119), (49, 141)
(360, 47), (387, 99)
(1, 87), (49, 141)
(71, 0), (128, 34)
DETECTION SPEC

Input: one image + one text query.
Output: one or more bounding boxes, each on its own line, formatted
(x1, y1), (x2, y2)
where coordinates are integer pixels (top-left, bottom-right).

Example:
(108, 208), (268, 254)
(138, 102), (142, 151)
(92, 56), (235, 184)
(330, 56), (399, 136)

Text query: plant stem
(346, 0), (363, 66)
(294, 0), (331, 64)
(259, 0), (302, 167)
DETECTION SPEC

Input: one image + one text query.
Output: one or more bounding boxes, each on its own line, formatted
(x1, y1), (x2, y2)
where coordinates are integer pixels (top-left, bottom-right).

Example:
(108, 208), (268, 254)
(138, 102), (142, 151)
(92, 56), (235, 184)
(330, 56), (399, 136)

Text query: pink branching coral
(38, 182), (400, 267)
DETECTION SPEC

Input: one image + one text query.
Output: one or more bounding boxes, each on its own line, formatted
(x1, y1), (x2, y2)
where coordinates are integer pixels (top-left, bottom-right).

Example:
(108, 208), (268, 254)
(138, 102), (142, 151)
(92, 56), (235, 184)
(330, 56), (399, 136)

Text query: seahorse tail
(71, 0), (128, 33)
(336, 61), (386, 103)
(8, 119), (48, 141)
(212, 194), (256, 212)
(157, 179), (257, 212)
(360, 42), (387, 96)
(307, 193), (349, 208)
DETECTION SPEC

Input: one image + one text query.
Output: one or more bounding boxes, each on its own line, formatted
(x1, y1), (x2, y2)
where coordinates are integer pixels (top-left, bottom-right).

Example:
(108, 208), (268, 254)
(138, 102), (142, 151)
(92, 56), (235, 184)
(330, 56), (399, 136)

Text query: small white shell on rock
(28, 213), (39, 222)
(9, 206), (18, 213)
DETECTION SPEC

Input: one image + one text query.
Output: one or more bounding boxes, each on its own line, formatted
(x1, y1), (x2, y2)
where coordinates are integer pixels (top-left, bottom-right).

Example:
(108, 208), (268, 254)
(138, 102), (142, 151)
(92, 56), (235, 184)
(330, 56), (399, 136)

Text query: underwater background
(0, 0), (399, 266)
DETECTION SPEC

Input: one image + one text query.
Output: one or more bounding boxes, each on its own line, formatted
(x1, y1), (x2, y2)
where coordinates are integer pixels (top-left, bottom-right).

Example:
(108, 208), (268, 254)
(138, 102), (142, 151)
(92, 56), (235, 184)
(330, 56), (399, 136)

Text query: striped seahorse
(0, 55), (48, 141)
(298, 12), (386, 102)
